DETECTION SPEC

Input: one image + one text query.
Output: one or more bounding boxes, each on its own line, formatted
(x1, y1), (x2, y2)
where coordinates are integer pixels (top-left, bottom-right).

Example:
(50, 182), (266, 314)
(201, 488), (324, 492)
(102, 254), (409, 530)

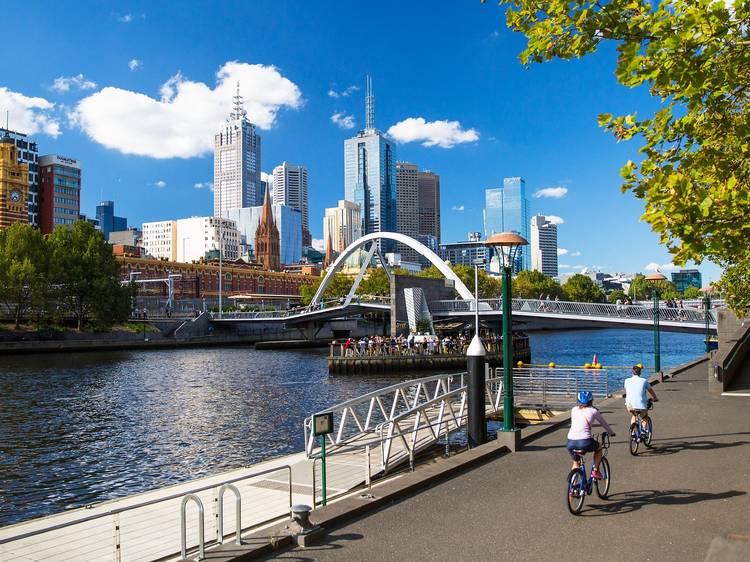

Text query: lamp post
(485, 232), (528, 435)
(645, 272), (667, 374)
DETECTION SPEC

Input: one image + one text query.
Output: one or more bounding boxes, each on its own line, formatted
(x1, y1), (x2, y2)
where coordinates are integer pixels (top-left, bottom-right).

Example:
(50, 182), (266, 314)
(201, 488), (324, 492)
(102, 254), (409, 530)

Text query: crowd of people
(334, 332), (518, 357)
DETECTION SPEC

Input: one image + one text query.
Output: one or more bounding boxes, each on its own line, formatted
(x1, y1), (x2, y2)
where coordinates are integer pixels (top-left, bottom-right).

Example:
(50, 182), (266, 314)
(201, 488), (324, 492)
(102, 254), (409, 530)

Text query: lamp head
(644, 272), (667, 284)
(485, 232), (528, 268)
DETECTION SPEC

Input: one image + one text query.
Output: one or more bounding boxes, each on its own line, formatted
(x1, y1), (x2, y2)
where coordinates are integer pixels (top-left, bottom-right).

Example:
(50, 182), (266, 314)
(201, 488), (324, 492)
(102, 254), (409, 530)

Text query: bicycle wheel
(644, 417), (653, 447)
(595, 457), (611, 499)
(629, 423), (639, 455)
(566, 469), (586, 515)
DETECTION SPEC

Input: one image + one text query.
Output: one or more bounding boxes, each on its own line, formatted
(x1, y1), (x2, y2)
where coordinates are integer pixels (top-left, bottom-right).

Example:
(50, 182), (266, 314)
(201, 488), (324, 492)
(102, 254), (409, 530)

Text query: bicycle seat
(572, 449), (586, 455)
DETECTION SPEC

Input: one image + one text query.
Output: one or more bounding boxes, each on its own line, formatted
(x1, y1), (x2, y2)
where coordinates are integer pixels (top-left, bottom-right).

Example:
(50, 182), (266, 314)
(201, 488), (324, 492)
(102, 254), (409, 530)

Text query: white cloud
(328, 85), (359, 99)
(128, 59), (142, 71)
(51, 74), (97, 93)
(71, 61), (302, 159)
(118, 14), (134, 22)
(331, 112), (355, 130)
(559, 264), (572, 269)
(0, 87), (61, 137)
(546, 215), (564, 225)
(570, 251), (581, 257)
(154, 180), (167, 188)
(312, 238), (325, 252)
(557, 248), (568, 256)
(451, 205), (465, 212)
(194, 181), (213, 190)
(261, 171), (274, 186)
(644, 262), (677, 272)
(387, 117), (479, 148)
(534, 186), (568, 199)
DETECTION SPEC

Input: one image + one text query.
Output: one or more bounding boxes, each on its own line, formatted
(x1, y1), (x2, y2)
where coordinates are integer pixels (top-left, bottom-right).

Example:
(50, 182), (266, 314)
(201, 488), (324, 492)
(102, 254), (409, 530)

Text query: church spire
(255, 184), (280, 271)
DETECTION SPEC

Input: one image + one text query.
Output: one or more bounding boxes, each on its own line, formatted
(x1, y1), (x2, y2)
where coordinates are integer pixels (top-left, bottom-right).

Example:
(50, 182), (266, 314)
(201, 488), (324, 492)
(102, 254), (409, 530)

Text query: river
(0, 328), (704, 526)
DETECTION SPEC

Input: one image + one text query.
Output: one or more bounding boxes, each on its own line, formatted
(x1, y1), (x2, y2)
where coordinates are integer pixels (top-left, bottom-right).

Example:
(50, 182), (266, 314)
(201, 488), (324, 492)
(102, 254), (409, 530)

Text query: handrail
(0, 464), (293, 546)
(181, 494), (205, 560)
(217, 483), (242, 546)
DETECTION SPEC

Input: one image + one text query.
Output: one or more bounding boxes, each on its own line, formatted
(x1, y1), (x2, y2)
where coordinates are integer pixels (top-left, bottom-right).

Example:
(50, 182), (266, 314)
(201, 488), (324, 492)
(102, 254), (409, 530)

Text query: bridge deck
(268, 361), (750, 562)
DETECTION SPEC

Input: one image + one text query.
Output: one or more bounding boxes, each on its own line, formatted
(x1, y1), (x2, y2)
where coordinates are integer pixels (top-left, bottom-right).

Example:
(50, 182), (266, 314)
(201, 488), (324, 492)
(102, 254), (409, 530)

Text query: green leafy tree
(356, 267), (408, 296)
(298, 272), (354, 306)
(0, 223), (47, 328)
(486, 0), (750, 313)
(682, 286), (703, 299)
(607, 289), (628, 304)
(512, 270), (563, 299)
(418, 264), (501, 299)
(562, 274), (605, 303)
(48, 221), (130, 330)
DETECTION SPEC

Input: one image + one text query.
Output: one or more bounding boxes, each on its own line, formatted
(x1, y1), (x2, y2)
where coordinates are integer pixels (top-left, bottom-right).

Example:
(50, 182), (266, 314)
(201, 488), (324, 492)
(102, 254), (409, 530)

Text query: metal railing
(0, 465), (293, 562)
(431, 298), (718, 326)
(210, 295), (391, 320)
(511, 367), (614, 408)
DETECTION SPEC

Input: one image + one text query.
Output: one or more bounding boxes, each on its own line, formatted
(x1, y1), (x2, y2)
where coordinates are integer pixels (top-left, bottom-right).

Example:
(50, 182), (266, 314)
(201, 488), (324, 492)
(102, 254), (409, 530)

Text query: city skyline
(0, 0), (721, 282)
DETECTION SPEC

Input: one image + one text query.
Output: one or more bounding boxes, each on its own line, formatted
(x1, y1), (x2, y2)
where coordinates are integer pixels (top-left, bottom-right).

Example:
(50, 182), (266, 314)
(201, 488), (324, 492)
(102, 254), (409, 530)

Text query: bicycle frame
(571, 434), (610, 495)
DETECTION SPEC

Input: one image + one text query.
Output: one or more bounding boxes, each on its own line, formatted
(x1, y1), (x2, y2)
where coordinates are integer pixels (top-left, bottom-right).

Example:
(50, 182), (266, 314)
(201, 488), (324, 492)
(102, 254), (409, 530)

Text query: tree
(682, 286), (703, 299)
(356, 267), (408, 296)
(562, 274), (605, 303)
(298, 272), (354, 306)
(607, 289), (628, 304)
(487, 0), (750, 313)
(48, 221), (130, 330)
(418, 264), (501, 299)
(512, 270), (563, 299)
(0, 223), (47, 328)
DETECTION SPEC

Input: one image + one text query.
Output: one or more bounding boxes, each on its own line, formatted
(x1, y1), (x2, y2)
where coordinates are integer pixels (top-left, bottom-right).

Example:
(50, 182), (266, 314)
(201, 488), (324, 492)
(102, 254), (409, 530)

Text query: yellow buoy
(517, 360), (524, 367)
(548, 362), (556, 368)
(584, 363), (591, 369)
(594, 363), (602, 370)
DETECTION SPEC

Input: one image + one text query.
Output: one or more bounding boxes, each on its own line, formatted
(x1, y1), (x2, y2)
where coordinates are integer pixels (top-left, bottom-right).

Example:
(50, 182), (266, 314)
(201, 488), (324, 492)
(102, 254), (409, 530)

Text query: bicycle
(566, 433), (611, 515)
(628, 399), (654, 455)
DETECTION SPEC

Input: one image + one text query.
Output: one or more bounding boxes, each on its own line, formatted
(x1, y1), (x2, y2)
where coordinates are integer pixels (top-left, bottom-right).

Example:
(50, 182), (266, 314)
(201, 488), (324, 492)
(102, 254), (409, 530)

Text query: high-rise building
(440, 233), (492, 270)
(530, 214), (558, 277)
(484, 177), (530, 272)
(0, 128), (39, 227)
(273, 162), (310, 246)
(323, 200), (361, 255)
(254, 188), (280, 271)
(418, 170), (440, 243)
(96, 201), (128, 241)
(671, 269), (702, 293)
(344, 76), (396, 251)
(214, 85), (262, 216)
(38, 155), (81, 234)
(226, 204), (302, 267)
(141, 220), (176, 261)
(396, 162), (419, 262)
(0, 133), (29, 228)
(175, 216), (240, 263)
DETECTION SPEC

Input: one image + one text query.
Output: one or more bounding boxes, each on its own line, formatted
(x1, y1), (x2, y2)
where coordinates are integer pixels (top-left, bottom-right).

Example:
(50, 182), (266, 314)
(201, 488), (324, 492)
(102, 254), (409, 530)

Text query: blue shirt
(624, 375), (651, 409)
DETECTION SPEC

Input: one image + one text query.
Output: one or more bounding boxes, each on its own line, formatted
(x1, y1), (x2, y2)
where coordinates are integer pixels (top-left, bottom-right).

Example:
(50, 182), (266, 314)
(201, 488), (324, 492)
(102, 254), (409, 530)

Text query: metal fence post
(113, 513), (121, 562)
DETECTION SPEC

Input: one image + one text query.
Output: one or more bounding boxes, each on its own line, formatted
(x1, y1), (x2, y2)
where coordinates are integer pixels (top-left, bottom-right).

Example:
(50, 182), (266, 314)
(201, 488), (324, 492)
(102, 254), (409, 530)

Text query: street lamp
(703, 290), (712, 354)
(645, 272), (667, 374)
(485, 232), (528, 434)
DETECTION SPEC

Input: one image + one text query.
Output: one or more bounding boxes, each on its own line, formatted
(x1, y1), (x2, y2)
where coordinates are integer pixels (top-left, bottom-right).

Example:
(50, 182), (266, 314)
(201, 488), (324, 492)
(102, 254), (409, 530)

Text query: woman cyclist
(566, 391), (615, 479)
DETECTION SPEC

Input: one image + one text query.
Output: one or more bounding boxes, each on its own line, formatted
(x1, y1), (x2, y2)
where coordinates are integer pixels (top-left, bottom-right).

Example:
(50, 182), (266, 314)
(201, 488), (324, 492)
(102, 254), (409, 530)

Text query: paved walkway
(266, 362), (750, 561)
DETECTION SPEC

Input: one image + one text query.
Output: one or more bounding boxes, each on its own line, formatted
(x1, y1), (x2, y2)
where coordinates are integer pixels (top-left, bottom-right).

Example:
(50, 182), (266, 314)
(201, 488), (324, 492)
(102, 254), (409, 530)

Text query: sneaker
(591, 469), (603, 480)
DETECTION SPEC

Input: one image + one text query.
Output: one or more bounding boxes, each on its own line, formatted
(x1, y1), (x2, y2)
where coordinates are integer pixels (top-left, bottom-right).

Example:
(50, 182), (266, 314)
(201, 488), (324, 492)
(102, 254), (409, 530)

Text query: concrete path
(266, 362), (750, 562)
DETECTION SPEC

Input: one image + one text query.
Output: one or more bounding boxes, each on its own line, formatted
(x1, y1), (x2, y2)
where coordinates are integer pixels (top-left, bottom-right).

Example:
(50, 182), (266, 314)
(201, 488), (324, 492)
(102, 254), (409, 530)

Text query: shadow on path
(258, 532), (364, 561)
(642, 439), (750, 456)
(582, 489), (745, 517)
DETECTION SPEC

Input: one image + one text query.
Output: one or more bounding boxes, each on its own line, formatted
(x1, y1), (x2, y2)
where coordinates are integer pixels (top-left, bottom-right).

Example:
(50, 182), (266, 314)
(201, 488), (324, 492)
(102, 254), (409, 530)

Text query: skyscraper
(395, 162), (419, 262)
(418, 170), (440, 243)
(38, 155), (81, 234)
(484, 177), (530, 272)
(273, 161), (310, 246)
(214, 84), (262, 216)
(0, 127), (38, 227)
(323, 200), (361, 254)
(530, 214), (558, 277)
(0, 133), (29, 229)
(96, 200), (127, 240)
(344, 76), (396, 251)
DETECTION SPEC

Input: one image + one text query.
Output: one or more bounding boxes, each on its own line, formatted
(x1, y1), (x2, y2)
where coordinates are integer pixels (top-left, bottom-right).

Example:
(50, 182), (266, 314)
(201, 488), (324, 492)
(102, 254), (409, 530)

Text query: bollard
(466, 333), (487, 447)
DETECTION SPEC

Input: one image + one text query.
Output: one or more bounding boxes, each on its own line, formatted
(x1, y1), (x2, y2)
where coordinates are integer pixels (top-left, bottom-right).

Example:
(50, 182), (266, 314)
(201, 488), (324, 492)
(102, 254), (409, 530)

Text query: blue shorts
(566, 438), (600, 458)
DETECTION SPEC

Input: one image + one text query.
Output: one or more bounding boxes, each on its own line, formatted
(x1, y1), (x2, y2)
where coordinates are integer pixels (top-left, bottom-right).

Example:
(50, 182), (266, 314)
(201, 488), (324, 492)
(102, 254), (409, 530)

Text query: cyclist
(624, 365), (659, 428)
(567, 391), (615, 478)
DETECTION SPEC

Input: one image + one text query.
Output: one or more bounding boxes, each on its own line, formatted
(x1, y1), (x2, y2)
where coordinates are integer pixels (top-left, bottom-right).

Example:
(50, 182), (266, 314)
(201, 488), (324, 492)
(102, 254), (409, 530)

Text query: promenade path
(266, 362), (750, 562)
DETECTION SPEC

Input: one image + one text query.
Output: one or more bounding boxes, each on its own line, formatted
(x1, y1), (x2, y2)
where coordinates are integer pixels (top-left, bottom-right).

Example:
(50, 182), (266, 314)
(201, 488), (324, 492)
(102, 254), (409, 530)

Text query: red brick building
(38, 155), (81, 234)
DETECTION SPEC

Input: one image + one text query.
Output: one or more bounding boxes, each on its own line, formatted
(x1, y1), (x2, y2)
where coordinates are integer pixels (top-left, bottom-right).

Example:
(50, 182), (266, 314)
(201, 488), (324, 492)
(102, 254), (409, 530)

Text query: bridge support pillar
(467, 334), (487, 447)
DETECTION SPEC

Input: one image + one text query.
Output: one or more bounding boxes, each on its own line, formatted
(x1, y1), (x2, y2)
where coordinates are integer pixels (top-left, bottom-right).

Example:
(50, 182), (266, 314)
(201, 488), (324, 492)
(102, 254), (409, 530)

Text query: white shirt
(624, 375), (651, 410)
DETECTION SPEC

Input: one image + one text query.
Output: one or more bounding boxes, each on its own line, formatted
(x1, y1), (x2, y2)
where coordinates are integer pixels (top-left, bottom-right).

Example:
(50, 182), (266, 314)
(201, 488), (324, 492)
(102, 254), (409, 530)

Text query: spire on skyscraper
(230, 81), (247, 120)
(365, 75), (374, 131)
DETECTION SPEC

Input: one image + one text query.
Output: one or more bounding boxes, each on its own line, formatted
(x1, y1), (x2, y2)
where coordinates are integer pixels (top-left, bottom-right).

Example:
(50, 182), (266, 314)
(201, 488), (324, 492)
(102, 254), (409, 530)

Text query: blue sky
(0, 0), (720, 283)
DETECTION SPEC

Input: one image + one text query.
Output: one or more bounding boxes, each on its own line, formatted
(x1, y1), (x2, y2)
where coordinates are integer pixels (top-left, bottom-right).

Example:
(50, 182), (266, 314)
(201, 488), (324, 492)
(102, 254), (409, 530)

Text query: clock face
(9, 189), (21, 203)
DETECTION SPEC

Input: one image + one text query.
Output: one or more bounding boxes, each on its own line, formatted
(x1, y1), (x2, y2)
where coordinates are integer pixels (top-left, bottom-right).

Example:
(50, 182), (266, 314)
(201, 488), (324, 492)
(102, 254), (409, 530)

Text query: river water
(0, 329), (703, 526)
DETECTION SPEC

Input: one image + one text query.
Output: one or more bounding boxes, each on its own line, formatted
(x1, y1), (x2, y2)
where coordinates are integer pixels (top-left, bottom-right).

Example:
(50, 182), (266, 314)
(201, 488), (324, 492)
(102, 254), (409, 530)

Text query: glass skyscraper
(484, 177), (530, 272)
(343, 77), (396, 252)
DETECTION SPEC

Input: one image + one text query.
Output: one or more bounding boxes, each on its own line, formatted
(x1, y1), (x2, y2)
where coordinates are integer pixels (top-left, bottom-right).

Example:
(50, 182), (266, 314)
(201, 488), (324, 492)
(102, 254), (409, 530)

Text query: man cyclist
(566, 391), (615, 479)
(624, 365), (659, 429)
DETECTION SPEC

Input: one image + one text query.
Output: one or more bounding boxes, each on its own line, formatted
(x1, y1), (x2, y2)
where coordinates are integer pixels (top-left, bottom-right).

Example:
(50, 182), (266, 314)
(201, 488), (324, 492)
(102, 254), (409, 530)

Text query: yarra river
(0, 329), (704, 526)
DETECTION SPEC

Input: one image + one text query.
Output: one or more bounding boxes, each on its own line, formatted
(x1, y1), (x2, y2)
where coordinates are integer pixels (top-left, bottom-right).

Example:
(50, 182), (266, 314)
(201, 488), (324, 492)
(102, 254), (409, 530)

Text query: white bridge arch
(311, 232), (474, 307)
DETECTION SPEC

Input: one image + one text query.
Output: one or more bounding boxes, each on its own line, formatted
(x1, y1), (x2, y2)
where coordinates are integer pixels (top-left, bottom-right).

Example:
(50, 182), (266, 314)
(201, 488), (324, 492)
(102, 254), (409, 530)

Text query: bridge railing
(209, 295), (391, 320)
(431, 298), (717, 325)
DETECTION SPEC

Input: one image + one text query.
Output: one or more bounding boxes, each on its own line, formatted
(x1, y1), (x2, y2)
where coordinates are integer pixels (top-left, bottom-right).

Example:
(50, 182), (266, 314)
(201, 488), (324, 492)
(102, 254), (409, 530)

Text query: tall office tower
(484, 177), (530, 272)
(323, 200), (362, 254)
(254, 188), (281, 271)
(418, 170), (440, 243)
(96, 200), (128, 240)
(343, 76), (396, 252)
(38, 155), (81, 234)
(0, 127), (39, 227)
(530, 214), (558, 277)
(671, 269), (702, 292)
(0, 133), (29, 228)
(395, 162), (419, 262)
(273, 162), (310, 246)
(214, 84), (262, 216)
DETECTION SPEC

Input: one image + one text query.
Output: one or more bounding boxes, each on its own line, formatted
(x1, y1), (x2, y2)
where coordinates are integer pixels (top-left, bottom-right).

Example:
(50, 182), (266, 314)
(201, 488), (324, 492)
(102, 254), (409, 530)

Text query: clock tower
(0, 132), (29, 229)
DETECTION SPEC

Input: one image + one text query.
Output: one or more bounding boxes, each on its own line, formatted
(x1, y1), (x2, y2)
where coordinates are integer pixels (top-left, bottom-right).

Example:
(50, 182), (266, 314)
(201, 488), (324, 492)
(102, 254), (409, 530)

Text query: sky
(0, 0), (721, 284)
